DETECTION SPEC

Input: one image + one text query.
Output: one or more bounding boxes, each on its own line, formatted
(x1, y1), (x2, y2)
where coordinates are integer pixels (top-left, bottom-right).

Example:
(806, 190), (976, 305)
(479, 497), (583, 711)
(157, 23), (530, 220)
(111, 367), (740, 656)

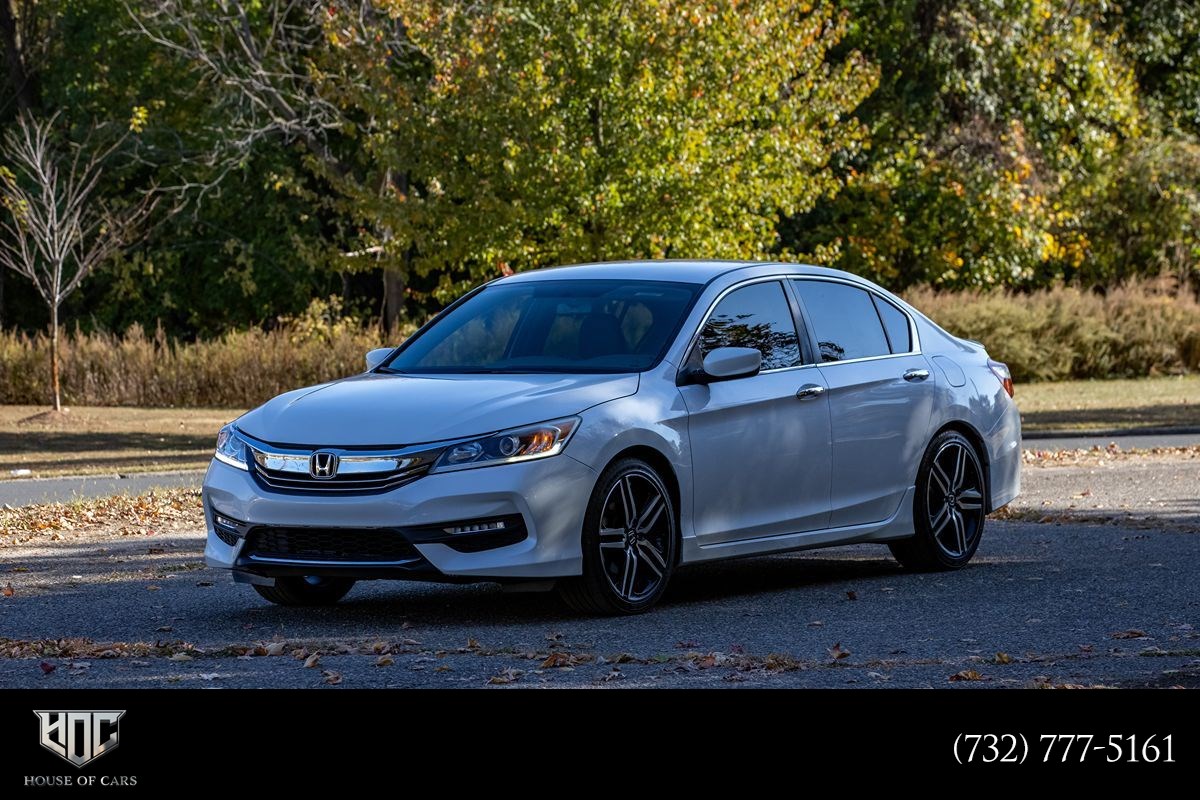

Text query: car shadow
(8, 536), (1002, 636)
(1021, 406), (1200, 431)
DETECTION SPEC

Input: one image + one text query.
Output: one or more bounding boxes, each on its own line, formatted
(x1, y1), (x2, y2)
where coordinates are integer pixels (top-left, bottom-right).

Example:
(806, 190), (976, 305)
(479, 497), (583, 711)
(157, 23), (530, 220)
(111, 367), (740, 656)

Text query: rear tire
(557, 458), (677, 615)
(253, 576), (356, 606)
(890, 430), (987, 571)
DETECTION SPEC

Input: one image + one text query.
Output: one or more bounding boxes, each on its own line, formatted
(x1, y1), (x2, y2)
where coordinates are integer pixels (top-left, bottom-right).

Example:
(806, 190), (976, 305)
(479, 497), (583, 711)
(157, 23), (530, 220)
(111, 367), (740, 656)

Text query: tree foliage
(1, 0), (1198, 341)
(350, 0), (878, 299)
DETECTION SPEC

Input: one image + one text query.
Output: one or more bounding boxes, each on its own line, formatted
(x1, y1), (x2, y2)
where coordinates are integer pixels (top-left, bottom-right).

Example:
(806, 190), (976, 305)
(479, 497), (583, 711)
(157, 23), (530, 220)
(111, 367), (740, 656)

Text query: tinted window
(384, 280), (699, 374)
(872, 295), (912, 353)
(792, 280), (889, 362)
(698, 282), (801, 370)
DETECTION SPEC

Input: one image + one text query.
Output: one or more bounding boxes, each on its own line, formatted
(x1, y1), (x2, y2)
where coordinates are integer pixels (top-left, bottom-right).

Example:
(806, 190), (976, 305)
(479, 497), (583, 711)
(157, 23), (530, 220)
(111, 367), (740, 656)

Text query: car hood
(236, 372), (639, 447)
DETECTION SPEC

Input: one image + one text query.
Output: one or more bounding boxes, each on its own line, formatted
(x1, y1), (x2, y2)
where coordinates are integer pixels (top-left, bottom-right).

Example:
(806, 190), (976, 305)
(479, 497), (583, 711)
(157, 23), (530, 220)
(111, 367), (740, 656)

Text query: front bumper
(201, 454), (597, 581)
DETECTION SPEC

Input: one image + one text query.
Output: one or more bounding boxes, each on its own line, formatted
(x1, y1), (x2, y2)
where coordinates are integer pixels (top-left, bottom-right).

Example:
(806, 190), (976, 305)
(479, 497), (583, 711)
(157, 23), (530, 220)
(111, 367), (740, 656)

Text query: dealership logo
(34, 711), (124, 768)
(309, 451), (339, 479)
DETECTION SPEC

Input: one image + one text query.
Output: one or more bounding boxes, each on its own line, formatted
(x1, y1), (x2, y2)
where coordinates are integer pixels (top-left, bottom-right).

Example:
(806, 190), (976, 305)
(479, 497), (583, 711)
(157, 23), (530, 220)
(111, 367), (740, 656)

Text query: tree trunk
(0, 0), (34, 112)
(379, 169), (411, 334)
(49, 302), (60, 412)
(382, 268), (405, 334)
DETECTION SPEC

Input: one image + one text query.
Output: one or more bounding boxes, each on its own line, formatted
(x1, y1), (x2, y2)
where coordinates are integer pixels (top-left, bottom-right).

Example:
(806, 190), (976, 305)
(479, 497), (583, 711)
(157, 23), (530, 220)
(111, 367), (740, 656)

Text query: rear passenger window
(872, 295), (912, 353)
(792, 280), (890, 363)
(698, 282), (801, 370)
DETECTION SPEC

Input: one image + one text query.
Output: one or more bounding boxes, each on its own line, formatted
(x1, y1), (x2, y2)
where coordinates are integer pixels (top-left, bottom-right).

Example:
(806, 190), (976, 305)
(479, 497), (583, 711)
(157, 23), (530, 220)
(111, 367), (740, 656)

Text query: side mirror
(365, 347), (393, 371)
(683, 347), (762, 385)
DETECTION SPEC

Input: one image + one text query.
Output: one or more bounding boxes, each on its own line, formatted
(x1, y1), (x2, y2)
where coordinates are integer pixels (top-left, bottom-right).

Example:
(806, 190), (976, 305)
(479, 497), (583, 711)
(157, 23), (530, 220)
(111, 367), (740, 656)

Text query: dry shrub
(0, 298), (411, 407)
(3, 283), (1199, 405)
(905, 280), (1200, 382)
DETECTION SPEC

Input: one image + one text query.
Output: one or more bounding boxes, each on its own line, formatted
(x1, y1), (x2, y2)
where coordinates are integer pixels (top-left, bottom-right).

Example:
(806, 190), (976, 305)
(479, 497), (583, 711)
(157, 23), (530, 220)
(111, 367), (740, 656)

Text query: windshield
(381, 279), (701, 374)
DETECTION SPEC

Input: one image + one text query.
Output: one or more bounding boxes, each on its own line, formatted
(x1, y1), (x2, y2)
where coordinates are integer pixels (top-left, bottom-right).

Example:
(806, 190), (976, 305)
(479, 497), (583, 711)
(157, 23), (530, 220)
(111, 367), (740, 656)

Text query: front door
(680, 280), (833, 544)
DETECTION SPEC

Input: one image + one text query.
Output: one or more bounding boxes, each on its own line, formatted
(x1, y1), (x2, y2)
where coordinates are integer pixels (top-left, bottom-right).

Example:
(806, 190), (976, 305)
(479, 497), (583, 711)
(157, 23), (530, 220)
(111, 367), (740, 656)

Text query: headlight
(430, 417), (580, 473)
(214, 424), (249, 471)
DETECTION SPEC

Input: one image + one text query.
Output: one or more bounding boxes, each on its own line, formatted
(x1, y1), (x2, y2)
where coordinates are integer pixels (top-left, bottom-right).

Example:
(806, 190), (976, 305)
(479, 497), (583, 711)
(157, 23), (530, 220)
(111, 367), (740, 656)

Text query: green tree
(788, 0), (1143, 289)
(343, 0), (878, 300)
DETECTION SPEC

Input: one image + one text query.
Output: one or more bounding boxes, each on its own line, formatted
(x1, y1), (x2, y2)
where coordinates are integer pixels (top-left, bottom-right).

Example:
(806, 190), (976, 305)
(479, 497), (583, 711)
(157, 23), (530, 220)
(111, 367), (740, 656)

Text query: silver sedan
(202, 261), (1020, 614)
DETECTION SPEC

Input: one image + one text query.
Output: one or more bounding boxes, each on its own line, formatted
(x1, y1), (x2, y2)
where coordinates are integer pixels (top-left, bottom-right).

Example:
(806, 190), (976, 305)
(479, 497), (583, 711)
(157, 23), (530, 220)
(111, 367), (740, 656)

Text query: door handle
(903, 368), (930, 382)
(796, 383), (826, 400)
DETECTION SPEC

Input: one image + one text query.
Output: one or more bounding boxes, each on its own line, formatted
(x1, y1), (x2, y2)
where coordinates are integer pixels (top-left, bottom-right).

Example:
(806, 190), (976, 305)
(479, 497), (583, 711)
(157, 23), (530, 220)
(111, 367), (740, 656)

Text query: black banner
(3, 689), (1193, 789)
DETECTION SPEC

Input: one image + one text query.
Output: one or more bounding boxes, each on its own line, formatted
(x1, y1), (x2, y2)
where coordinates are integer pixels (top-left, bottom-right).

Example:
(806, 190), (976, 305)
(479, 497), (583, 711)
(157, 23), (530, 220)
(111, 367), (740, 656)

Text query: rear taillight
(988, 359), (1014, 398)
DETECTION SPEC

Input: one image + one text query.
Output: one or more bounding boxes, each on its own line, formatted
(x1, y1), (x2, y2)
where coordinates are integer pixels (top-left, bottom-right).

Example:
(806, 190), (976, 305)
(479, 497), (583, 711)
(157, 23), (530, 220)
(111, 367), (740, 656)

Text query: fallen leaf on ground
(994, 652), (1013, 664)
(949, 670), (985, 682)
(39, 661), (55, 675)
(1, 583), (13, 597)
(168, 652), (192, 662)
(488, 667), (523, 685)
(198, 673), (219, 680)
(303, 653), (321, 669)
(828, 643), (850, 660)
(541, 651), (590, 668)
(375, 655), (394, 667)
(322, 670), (342, 685)
(265, 642), (287, 656)
(195, 581), (213, 587)
(846, 590), (857, 601)
(156, 626), (173, 633)
(145, 585), (161, 592)
(1110, 629), (1148, 640)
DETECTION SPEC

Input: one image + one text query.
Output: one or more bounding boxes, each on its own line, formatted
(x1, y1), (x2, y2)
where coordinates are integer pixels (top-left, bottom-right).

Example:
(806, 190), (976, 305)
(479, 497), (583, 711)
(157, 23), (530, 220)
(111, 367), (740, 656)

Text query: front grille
(244, 527), (420, 563)
(250, 460), (431, 494)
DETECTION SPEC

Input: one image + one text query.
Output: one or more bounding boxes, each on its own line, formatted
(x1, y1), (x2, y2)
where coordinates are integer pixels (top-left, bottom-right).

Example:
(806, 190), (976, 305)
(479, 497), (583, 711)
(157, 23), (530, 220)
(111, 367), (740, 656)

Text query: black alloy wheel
(890, 430), (987, 570)
(558, 458), (677, 614)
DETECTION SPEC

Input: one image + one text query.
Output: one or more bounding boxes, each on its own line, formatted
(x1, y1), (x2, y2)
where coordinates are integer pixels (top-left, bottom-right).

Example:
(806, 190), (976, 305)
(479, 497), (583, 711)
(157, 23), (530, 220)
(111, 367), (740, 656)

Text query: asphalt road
(2, 429), (1199, 508)
(0, 470), (205, 508)
(2, 459), (1197, 688)
(1024, 431), (1200, 452)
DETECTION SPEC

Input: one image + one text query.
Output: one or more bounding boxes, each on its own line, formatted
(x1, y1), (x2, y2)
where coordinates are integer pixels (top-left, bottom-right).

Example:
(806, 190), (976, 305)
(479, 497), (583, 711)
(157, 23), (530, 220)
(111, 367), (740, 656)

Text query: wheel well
(933, 421), (993, 512)
(604, 445), (682, 533)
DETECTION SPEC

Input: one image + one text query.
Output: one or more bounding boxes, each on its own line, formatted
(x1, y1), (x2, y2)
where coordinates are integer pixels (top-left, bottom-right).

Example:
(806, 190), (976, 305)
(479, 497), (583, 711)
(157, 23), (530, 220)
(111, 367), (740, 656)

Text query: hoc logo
(309, 451), (339, 479)
(34, 711), (124, 768)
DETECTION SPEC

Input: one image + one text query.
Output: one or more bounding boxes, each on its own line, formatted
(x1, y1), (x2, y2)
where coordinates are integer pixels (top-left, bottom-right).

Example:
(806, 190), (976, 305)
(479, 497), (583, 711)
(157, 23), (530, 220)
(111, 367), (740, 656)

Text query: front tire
(557, 458), (677, 615)
(253, 576), (356, 606)
(890, 430), (987, 571)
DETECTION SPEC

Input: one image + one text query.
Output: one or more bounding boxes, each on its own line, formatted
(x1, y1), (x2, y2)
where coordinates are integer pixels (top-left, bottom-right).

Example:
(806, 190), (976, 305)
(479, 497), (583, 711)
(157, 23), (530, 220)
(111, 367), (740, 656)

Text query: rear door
(790, 279), (934, 528)
(679, 280), (832, 544)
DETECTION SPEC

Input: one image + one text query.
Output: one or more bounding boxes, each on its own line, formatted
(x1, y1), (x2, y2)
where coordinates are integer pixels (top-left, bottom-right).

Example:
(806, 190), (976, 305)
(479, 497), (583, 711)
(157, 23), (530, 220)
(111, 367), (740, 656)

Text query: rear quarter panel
(914, 315), (1022, 510)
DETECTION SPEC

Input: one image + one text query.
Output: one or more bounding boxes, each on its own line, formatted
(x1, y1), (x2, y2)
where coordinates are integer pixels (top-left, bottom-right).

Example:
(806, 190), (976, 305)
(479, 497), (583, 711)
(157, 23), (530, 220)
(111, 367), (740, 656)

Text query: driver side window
(697, 281), (802, 371)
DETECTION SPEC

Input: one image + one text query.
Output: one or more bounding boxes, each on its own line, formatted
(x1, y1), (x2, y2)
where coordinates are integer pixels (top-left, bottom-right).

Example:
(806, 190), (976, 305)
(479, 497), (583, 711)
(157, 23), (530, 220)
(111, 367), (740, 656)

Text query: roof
(496, 259), (863, 286)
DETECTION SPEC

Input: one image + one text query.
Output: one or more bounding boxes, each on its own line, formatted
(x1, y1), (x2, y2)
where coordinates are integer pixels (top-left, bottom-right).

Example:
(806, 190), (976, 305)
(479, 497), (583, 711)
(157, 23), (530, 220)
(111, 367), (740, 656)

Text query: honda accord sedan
(203, 261), (1020, 614)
